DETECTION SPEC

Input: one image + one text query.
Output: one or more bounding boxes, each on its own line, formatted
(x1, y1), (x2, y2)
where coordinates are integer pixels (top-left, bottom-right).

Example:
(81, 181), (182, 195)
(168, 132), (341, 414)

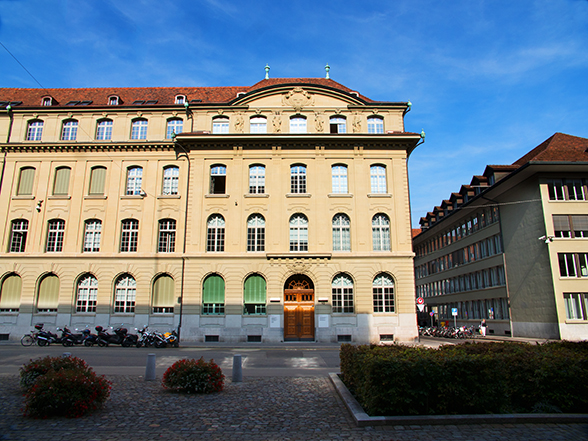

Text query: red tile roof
(412, 228), (422, 238)
(513, 132), (588, 165)
(0, 78), (386, 108)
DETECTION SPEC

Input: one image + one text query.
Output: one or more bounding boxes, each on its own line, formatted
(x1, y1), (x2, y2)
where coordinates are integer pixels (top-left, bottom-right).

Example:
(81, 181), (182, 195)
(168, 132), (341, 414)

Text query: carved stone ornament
(314, 112), (324, 133)
(272, 112), (282, 133)
(282, 87), (314, 112)
(136, 111), (143, 117)
(287, 260), (310, 273)
(102, 112), (108, 118)
(67, 112), (73, 118)
(352, 113), (362, 133)
(234, 113), (244, 133)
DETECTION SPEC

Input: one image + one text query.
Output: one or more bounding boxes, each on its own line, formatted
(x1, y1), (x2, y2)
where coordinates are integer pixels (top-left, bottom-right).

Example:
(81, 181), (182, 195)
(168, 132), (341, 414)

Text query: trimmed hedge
(340, 341), (588, 416)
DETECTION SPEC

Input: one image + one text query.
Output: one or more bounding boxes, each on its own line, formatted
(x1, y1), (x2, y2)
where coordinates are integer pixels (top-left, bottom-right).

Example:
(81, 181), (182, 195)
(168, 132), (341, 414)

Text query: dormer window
(42, 97), (52, 106)
(109, 96), (119, 106)
(175, 95), (186, 105)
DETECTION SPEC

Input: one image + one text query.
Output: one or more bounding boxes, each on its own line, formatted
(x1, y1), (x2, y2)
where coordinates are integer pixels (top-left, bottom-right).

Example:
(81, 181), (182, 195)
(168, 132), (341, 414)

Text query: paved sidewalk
(1, 374), (586, 441)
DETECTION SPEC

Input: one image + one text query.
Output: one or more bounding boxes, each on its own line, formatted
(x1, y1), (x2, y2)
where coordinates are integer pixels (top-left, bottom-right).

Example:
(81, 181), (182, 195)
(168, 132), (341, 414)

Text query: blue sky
(1, 0), (587, 227)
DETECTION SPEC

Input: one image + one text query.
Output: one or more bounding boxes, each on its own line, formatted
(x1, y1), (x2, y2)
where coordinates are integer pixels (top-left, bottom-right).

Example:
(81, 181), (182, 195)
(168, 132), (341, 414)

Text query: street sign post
(452, 307), (458, 328)
(416, 297), (425, 313)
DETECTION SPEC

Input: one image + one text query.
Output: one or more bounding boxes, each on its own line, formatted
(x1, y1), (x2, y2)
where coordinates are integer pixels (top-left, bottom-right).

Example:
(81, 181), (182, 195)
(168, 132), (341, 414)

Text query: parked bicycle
(20, 323), (44, 346)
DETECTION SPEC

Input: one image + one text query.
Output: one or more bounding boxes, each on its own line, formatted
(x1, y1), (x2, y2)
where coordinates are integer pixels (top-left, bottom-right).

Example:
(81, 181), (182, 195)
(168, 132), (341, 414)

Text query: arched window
(16, 167), (35, 196)
(131, 118), (148, 140)
(332, 214), (350, 251)
(247, 214), (265, 252)
(96, 119), (113, 140)
(88, 166), (107, 195)
(76, 274), (97, 313)
(373, 273), (395, 312)
(207, 215), (225, 252)
(175, 95), (186, 105)
(250, 116), (267, 134)
(290, 164), (306, 194)
(289, 214), (308, 252)
(332, 274), (354, 313)
(37, 273), (59, 312)
(166, 118), (183, 139)
(46, 219), (65, 252)
(372, 214), (390, 251)
(367, 116), (384, 134)
(61, 120), (78, 141)
(120, 219), (139, 252)
(202, 274), (225, 314)
(158, 219), (176, 253)
(27, 120), (43, 141)
(331, 164), (348, 194)
(162, 166), (179, 195)
(370, 165), (387, 193)
(9, 219), (28, 253)
(330, 116), (346, 134)
(212, 117), (229, 134)
(290, 116), (307, 134)
(0, 274), (22, 312)
(126, 166), (143, 195)
(83, 219), (102, 252)
(114, 274), (136, 313)
(152, 274), (174, 313)
(52, 166), (71, 195)
(249, 164), (265, 194)
(243, 274), (266, 315)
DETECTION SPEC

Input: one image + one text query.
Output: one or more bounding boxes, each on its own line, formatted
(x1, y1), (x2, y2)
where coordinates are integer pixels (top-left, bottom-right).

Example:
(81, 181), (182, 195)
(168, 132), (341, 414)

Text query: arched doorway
(283, 274), (315, 341)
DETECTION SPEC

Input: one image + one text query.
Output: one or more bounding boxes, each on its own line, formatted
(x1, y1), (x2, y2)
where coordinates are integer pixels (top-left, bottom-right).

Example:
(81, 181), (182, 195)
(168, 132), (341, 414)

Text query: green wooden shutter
(17, 167), (35, 195)
(37, 274), (59, 310)
(244, 275), (266, 304)
(153, 275), (174, 307)
(203, 275), (225, 303)
(0, 274), (22, 310)
(53, 167), (71, 195)
(89, 167), (106, 195)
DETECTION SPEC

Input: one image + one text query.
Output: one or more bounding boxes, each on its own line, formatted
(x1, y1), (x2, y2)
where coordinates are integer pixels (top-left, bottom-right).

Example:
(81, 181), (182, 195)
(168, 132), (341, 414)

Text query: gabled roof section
(513, 132), (588, 165)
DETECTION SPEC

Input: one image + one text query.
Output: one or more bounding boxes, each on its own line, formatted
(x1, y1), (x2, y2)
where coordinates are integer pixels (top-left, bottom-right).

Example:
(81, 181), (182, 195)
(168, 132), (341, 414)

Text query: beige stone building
(414, 133), (588, 340)
(0, 76), (422, 343)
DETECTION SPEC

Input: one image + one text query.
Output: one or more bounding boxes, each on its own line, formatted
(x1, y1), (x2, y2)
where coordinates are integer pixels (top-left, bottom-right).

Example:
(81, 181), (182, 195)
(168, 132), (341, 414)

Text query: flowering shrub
(162, 357), (224, 394)
(20, 356), (111, 418)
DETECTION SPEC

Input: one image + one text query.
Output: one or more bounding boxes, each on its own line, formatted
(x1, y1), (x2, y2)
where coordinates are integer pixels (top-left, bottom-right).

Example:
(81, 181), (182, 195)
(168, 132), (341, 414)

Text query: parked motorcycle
(61, 326), (85, 346)
(82, 328), (99, 346)
(96, 325), (129, 347)
(135, 326), (153, 348)
(163, 329), (179, 348)
(37, 325), (62, 346)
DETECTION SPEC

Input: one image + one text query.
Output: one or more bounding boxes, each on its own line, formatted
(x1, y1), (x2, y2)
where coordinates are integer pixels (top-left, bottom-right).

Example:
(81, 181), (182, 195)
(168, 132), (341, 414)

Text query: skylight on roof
(144, 100), (158, 105)
(132, 100), (145, 105)
(66, 101), (80, 106)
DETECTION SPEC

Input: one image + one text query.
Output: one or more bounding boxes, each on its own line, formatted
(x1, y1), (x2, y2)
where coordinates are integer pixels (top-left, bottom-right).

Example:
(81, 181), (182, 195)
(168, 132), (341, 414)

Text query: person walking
(480, 319), (487, 337)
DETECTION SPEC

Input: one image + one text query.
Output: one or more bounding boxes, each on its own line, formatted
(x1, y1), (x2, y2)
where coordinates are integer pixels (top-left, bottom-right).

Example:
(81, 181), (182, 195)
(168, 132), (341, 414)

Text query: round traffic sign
(416, 297), (424, 305)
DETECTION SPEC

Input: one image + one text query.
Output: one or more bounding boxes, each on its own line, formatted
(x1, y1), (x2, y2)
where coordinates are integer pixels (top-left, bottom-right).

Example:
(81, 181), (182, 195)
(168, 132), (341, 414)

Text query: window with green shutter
(153, 274), (174, 313)
(53, 167), (71, 195)
(202, 274), (224, 314)
(17, 167), (35, 195)
(0, 274), (21, 312)
(89, 166), (106, 195)
(37, 274), (59, 312)
(243, 274), (266, 314)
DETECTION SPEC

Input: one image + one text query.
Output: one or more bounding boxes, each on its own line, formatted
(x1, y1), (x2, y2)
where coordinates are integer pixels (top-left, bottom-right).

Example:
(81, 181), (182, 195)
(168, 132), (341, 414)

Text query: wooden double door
(284, 289), (315, 341)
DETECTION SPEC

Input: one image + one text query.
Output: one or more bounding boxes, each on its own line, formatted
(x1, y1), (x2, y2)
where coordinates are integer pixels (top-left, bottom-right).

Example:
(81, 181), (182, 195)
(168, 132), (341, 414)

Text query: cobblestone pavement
(1, 375), (586, 441)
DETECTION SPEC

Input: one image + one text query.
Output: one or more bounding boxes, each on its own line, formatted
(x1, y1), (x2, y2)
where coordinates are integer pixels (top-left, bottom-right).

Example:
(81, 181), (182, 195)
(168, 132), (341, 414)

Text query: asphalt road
(0, 342), (343, 377)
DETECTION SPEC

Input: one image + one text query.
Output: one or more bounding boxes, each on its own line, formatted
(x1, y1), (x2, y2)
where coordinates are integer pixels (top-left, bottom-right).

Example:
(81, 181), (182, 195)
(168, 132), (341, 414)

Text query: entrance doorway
(283, 275), (315, 341)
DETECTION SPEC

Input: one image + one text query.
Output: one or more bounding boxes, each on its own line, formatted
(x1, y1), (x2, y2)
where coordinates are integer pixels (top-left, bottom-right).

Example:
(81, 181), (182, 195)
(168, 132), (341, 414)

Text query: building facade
(414, 133), (588, 340)
(0, 77), (421, 343)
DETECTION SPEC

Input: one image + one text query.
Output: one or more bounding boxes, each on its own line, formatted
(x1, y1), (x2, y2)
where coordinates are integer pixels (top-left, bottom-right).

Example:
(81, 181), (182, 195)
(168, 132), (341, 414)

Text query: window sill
(157, 195), (181, 199)
(368, 193), (392, 198)
(84, 195), (107, 200)
(565, 319), (588, 323)
(11, 195), (35, 200)
(74, 312), (96, 316)
(206, 194), (230, 198)
(112, 313), (135, 316)
(48, 195), (71, 200)
(286, 193), (311, 198)
(328, 193), (353, 198)
(120, 195), (145, 200)
(244, 193), (270, 198)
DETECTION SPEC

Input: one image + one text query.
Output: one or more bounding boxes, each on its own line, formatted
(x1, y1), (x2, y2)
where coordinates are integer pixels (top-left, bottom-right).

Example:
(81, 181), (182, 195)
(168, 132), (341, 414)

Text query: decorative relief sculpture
(314, 112), (324, 133)
(352, 113), (362, 133)
(272, 112), (282, 133)
(282, 87), (314, 112)
(234, 113), (244, 133)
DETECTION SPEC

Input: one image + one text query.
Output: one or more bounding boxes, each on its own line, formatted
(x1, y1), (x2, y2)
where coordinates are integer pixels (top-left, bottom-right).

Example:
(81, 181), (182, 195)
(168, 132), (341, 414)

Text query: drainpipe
(173, 134), (191, 342)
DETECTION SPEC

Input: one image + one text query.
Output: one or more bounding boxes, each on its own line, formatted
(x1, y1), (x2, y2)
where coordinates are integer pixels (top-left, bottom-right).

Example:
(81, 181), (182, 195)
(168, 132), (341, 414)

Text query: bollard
(232, 354), (243, 382)
(145, 353), (156, 381)
(62, 352), (71, 358)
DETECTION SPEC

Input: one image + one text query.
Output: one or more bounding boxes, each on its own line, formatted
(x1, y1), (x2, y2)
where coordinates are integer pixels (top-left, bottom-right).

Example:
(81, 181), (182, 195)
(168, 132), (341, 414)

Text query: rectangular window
(158, 219), (176, 253)
(166, 119), (183, 139)
(331, 165), (348, 194)
(370, 165), (387, 193)
(290, 165), (306, 194)
(559, 253), (577, 277)
(210, 165), (226, 194)
(89, 166), (107, 195)
(96, 120), (113, 140)
(332, 287), (354, 313)
(61, 120), (78, 141)
(83, 220), (102, 252)
(572, 215), (588, 238)
(120, 220), (139, 252)
(52, 167), (71, 196)
(46, 220), (65, 252)
(162, 167), (179, 195)
(27, 121), (43, 141)
(567, 180), (586, 201)
(17, 167), (35, 195)
(554, 214), (588, 238)
(563, 293), (588, 320)
(9, 220), (28, 252)
(126, 167), (143, 195)
(249, 165), (265, 194)
(131, 119), (148, 140)
(212, 118), (229, 134)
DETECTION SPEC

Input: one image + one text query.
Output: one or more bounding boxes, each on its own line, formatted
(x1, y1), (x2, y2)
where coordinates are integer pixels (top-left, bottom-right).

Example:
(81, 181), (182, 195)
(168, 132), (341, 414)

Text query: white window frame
(289, 214), (308, 252)
(249, 165), (265, 194)
(162, 166), (179, 195)
(250, 116), (267, 134)
(331, 165), (348, 194)
(372, 213), (391, 251)
(96, 120), (113, 140)
(76, 275), (97, 313)
(373, 273), (395, 313)
(207, 215), (225, 252)
(332, 213), (351, 252)
(46, 219), (65, 252)
(290, 116), (307, 134)
(61, 120), (78, 141)
(9, 219), (28, 253)
(370, 165), (387, 194)
(166, 118), (183, 139)
(290, 165), (307, 194)
(330, 116), (346, 134)
(114, 275), (136, 313)
(27, 120), (43, 141)
(131, 119), (148, 140)
(158, 219), (176, 253)
(247, 214), (265, 252)
(367, 116), (384, 134)
(120, 219), (139, 252)
(83, 219), (102, 252)
(126, 167), (143, 195)
(212, 117), (229, 134)
(332, 274), (354, 313)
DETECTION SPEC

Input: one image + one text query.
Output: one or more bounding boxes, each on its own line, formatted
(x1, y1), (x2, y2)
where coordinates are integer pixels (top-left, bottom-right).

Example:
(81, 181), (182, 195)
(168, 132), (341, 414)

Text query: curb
(329, 373), (588, 427)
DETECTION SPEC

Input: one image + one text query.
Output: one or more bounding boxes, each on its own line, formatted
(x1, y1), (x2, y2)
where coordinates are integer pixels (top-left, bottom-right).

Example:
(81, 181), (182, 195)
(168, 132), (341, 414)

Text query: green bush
(162, 357), (224, 394)
(20, 356), (111, 418)
(340, 341), (588, 416)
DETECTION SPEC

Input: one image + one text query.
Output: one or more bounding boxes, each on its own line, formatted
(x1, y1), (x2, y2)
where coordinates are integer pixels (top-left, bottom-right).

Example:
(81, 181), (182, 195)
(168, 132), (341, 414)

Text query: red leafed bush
(20, 356), (111, 418)
(162, 357), (224, 394)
